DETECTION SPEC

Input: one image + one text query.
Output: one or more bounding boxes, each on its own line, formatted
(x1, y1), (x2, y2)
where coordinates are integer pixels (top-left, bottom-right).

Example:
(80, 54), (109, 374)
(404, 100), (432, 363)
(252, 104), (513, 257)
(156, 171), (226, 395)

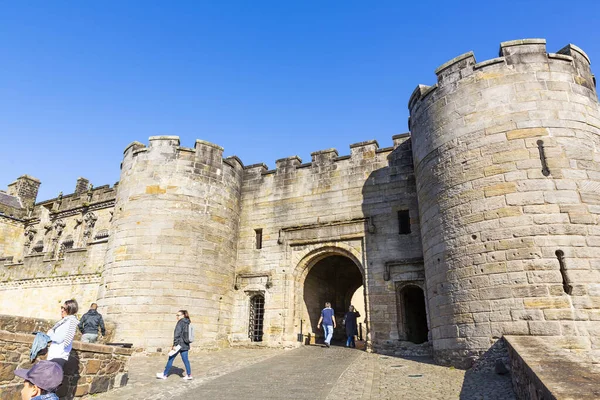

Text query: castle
(1, 39), (599, 367)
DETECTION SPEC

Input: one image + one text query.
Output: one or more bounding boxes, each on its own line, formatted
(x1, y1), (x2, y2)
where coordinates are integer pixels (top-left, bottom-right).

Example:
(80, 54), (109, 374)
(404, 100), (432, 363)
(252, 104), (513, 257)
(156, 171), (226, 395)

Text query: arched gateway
(293, 246), (366, 345)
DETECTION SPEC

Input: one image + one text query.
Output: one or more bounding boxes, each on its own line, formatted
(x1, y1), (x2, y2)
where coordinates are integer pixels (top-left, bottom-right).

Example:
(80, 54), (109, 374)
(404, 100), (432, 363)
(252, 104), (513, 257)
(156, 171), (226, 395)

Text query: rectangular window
(255, 229), (263, 249)
(398, 210), (411, 235)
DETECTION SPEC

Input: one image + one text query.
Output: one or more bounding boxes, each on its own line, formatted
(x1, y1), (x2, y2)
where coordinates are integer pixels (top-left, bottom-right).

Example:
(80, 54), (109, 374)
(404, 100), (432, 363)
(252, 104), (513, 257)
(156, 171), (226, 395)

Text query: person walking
(317, 302), (336, 348)
(156, 310), (193, 380)
(343, 305), (361, 348)
(78, 303), (106, 343)
(47, 299), (79, 368)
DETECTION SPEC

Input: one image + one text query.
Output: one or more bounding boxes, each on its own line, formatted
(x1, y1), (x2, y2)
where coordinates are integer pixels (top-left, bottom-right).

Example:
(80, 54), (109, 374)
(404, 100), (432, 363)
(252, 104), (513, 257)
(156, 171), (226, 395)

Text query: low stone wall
(374, 340), (433, 357)
(505, 335), (600, 400)
(0, 314), (116, 343)
(0, 330), (132, 399)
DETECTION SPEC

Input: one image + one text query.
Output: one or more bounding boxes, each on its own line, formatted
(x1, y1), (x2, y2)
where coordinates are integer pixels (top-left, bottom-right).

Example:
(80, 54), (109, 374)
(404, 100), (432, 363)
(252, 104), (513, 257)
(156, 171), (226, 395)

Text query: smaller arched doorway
(397, 284), (428, 344)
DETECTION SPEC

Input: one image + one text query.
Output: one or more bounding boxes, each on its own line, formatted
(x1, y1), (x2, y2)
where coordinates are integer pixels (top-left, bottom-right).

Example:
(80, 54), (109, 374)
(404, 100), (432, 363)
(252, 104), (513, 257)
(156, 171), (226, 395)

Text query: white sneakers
(156, 372), (193, 380)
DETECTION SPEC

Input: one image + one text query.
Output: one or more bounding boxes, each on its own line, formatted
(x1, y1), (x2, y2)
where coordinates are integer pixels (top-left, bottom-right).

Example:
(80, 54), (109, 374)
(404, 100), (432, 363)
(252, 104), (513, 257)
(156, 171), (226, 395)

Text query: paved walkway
(328, 351), (515, 400)
(89, 347), (286, 400)
(87, 345), (516, 400)
(182, 346), (361, 399)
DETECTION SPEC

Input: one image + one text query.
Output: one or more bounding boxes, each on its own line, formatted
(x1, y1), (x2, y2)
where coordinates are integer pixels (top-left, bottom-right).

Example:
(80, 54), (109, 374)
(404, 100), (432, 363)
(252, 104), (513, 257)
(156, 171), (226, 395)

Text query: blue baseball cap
(14, 360), (64, 391)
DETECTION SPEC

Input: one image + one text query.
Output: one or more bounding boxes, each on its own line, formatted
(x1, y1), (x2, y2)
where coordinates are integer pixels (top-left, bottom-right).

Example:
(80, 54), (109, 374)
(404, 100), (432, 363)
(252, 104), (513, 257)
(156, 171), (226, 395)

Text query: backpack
(183, 323), (195, 344)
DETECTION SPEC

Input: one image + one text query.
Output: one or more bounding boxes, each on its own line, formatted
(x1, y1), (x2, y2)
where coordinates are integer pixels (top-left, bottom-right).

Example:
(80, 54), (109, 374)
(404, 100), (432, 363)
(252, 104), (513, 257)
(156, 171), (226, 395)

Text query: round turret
(99, 136), (244, 350)
(409, 39), (600, 367)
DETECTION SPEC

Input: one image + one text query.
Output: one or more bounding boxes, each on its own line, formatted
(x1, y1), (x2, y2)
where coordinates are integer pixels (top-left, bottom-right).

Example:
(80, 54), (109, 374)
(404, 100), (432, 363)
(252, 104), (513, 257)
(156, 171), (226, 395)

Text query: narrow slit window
(537, 140), (551, 177)
(255, 229), (263, 249)
(398, 210), (411, 235)
(556, 250), (572, 295)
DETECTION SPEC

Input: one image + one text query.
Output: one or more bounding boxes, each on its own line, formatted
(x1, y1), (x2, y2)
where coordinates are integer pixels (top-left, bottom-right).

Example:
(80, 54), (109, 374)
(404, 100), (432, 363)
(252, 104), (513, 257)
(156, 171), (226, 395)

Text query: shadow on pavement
(166, 366), (186, 378)
(458, 339), (516, 400)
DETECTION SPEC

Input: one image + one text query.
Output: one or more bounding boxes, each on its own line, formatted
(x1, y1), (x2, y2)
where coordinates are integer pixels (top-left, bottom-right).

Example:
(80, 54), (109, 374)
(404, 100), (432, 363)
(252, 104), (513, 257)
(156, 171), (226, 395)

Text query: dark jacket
(78, 309), (106, 336)
(344, 311), (360, 336)
(173, 317), (191, 351)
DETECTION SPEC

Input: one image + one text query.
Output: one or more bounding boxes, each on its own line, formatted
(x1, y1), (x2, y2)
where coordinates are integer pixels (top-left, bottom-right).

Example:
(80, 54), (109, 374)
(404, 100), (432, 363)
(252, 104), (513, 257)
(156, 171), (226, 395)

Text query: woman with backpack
(156, 310), (192, 380)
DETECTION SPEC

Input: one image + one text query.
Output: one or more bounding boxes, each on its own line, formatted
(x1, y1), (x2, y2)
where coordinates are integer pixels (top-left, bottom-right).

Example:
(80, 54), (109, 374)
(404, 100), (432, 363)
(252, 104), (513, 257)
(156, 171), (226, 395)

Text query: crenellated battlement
(121, 136), (245, 177)
(238, 135), (412, 184)
(31, 182), (117, 216)
(408, 39), (596, 114)
(122, 134), (415, 184)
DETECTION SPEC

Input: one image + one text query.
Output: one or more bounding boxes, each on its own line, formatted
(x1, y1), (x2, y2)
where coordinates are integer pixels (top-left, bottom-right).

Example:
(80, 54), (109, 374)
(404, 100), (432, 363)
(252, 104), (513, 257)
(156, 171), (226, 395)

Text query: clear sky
(1, 1), (599, 201)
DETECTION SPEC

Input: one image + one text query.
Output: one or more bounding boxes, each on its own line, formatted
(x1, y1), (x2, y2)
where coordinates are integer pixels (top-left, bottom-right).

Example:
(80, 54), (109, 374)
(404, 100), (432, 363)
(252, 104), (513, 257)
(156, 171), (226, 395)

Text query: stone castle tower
(99, 137), (244, 349)
(409, 39), (600, 364)
(1, 39), (598, 367)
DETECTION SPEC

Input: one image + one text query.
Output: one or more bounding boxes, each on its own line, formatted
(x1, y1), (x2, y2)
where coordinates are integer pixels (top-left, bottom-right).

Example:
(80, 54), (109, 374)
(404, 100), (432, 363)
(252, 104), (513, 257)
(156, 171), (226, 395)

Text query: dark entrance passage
(303, 255), (363, 344)
(402, 286), (428, 344)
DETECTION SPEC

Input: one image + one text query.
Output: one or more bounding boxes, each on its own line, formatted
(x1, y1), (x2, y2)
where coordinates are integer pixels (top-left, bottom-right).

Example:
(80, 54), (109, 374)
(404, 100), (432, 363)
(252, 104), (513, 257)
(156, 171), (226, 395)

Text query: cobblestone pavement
(87, 345), (516, 400)
(180, 345), (361, 399)
(328, 351), (516, 400)
(86, 347), (286, 400)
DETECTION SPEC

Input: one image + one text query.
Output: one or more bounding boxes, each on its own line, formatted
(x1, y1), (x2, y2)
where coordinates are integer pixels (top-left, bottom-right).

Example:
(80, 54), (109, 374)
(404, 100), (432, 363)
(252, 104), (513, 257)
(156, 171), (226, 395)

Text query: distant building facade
(1, 39), (599, 367)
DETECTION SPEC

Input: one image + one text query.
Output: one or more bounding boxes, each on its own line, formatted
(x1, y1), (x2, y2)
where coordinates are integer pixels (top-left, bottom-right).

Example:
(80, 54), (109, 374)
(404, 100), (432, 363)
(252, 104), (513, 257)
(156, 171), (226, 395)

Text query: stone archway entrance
(300, 254), (364, 344)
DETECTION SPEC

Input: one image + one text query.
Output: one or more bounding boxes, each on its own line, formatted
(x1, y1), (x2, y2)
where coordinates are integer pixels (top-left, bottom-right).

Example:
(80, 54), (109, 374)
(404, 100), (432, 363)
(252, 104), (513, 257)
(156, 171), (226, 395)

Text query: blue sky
(1, 1), (599, 201)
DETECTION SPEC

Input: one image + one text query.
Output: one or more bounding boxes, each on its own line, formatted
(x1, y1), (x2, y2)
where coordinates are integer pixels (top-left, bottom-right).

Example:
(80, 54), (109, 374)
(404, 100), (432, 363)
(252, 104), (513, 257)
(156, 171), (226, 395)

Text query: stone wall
(99, 137), (245, 351)
(232, 133), (423, 349)
(409, 39), (600, 367)
(0, 179), (114, 319)
(0, 243), (104, 319)
(0, 278), (101, 321)
(0, 330), (131, 399)
(505, 335), (600, 400)
(22, 190), (115, 263)
(0, 216), (24, 264)
(0, 314), (116, 343)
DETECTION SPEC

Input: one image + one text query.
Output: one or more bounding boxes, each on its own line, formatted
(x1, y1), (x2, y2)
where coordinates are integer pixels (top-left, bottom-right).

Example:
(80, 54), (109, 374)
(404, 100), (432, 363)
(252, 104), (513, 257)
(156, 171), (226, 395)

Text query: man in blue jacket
(78, 303), (106, 343)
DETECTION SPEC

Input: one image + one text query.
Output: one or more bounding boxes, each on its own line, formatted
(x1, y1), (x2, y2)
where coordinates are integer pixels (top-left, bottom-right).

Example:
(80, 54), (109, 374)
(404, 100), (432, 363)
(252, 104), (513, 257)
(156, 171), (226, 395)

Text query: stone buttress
(99, 136), (244, 350)
(409, 39), (600, 366)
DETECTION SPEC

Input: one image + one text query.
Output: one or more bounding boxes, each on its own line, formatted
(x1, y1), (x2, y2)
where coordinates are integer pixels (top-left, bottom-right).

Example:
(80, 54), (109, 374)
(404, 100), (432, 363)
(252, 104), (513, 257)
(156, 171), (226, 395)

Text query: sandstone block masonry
(0, 330), (132, 399)
(99, 137), (244, 349)
(0, 38), (599, 368)
(0, 179), (115, 320)
(409, 39), (600, 366)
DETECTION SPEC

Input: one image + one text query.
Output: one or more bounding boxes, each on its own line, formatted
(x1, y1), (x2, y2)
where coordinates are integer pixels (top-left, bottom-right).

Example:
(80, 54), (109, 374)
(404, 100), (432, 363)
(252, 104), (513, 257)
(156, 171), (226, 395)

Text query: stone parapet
(0, 329), (132, 399)
(0, 314), (116, 343)
(33, 184), (117, 219)
(505, 335), (600, 400)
